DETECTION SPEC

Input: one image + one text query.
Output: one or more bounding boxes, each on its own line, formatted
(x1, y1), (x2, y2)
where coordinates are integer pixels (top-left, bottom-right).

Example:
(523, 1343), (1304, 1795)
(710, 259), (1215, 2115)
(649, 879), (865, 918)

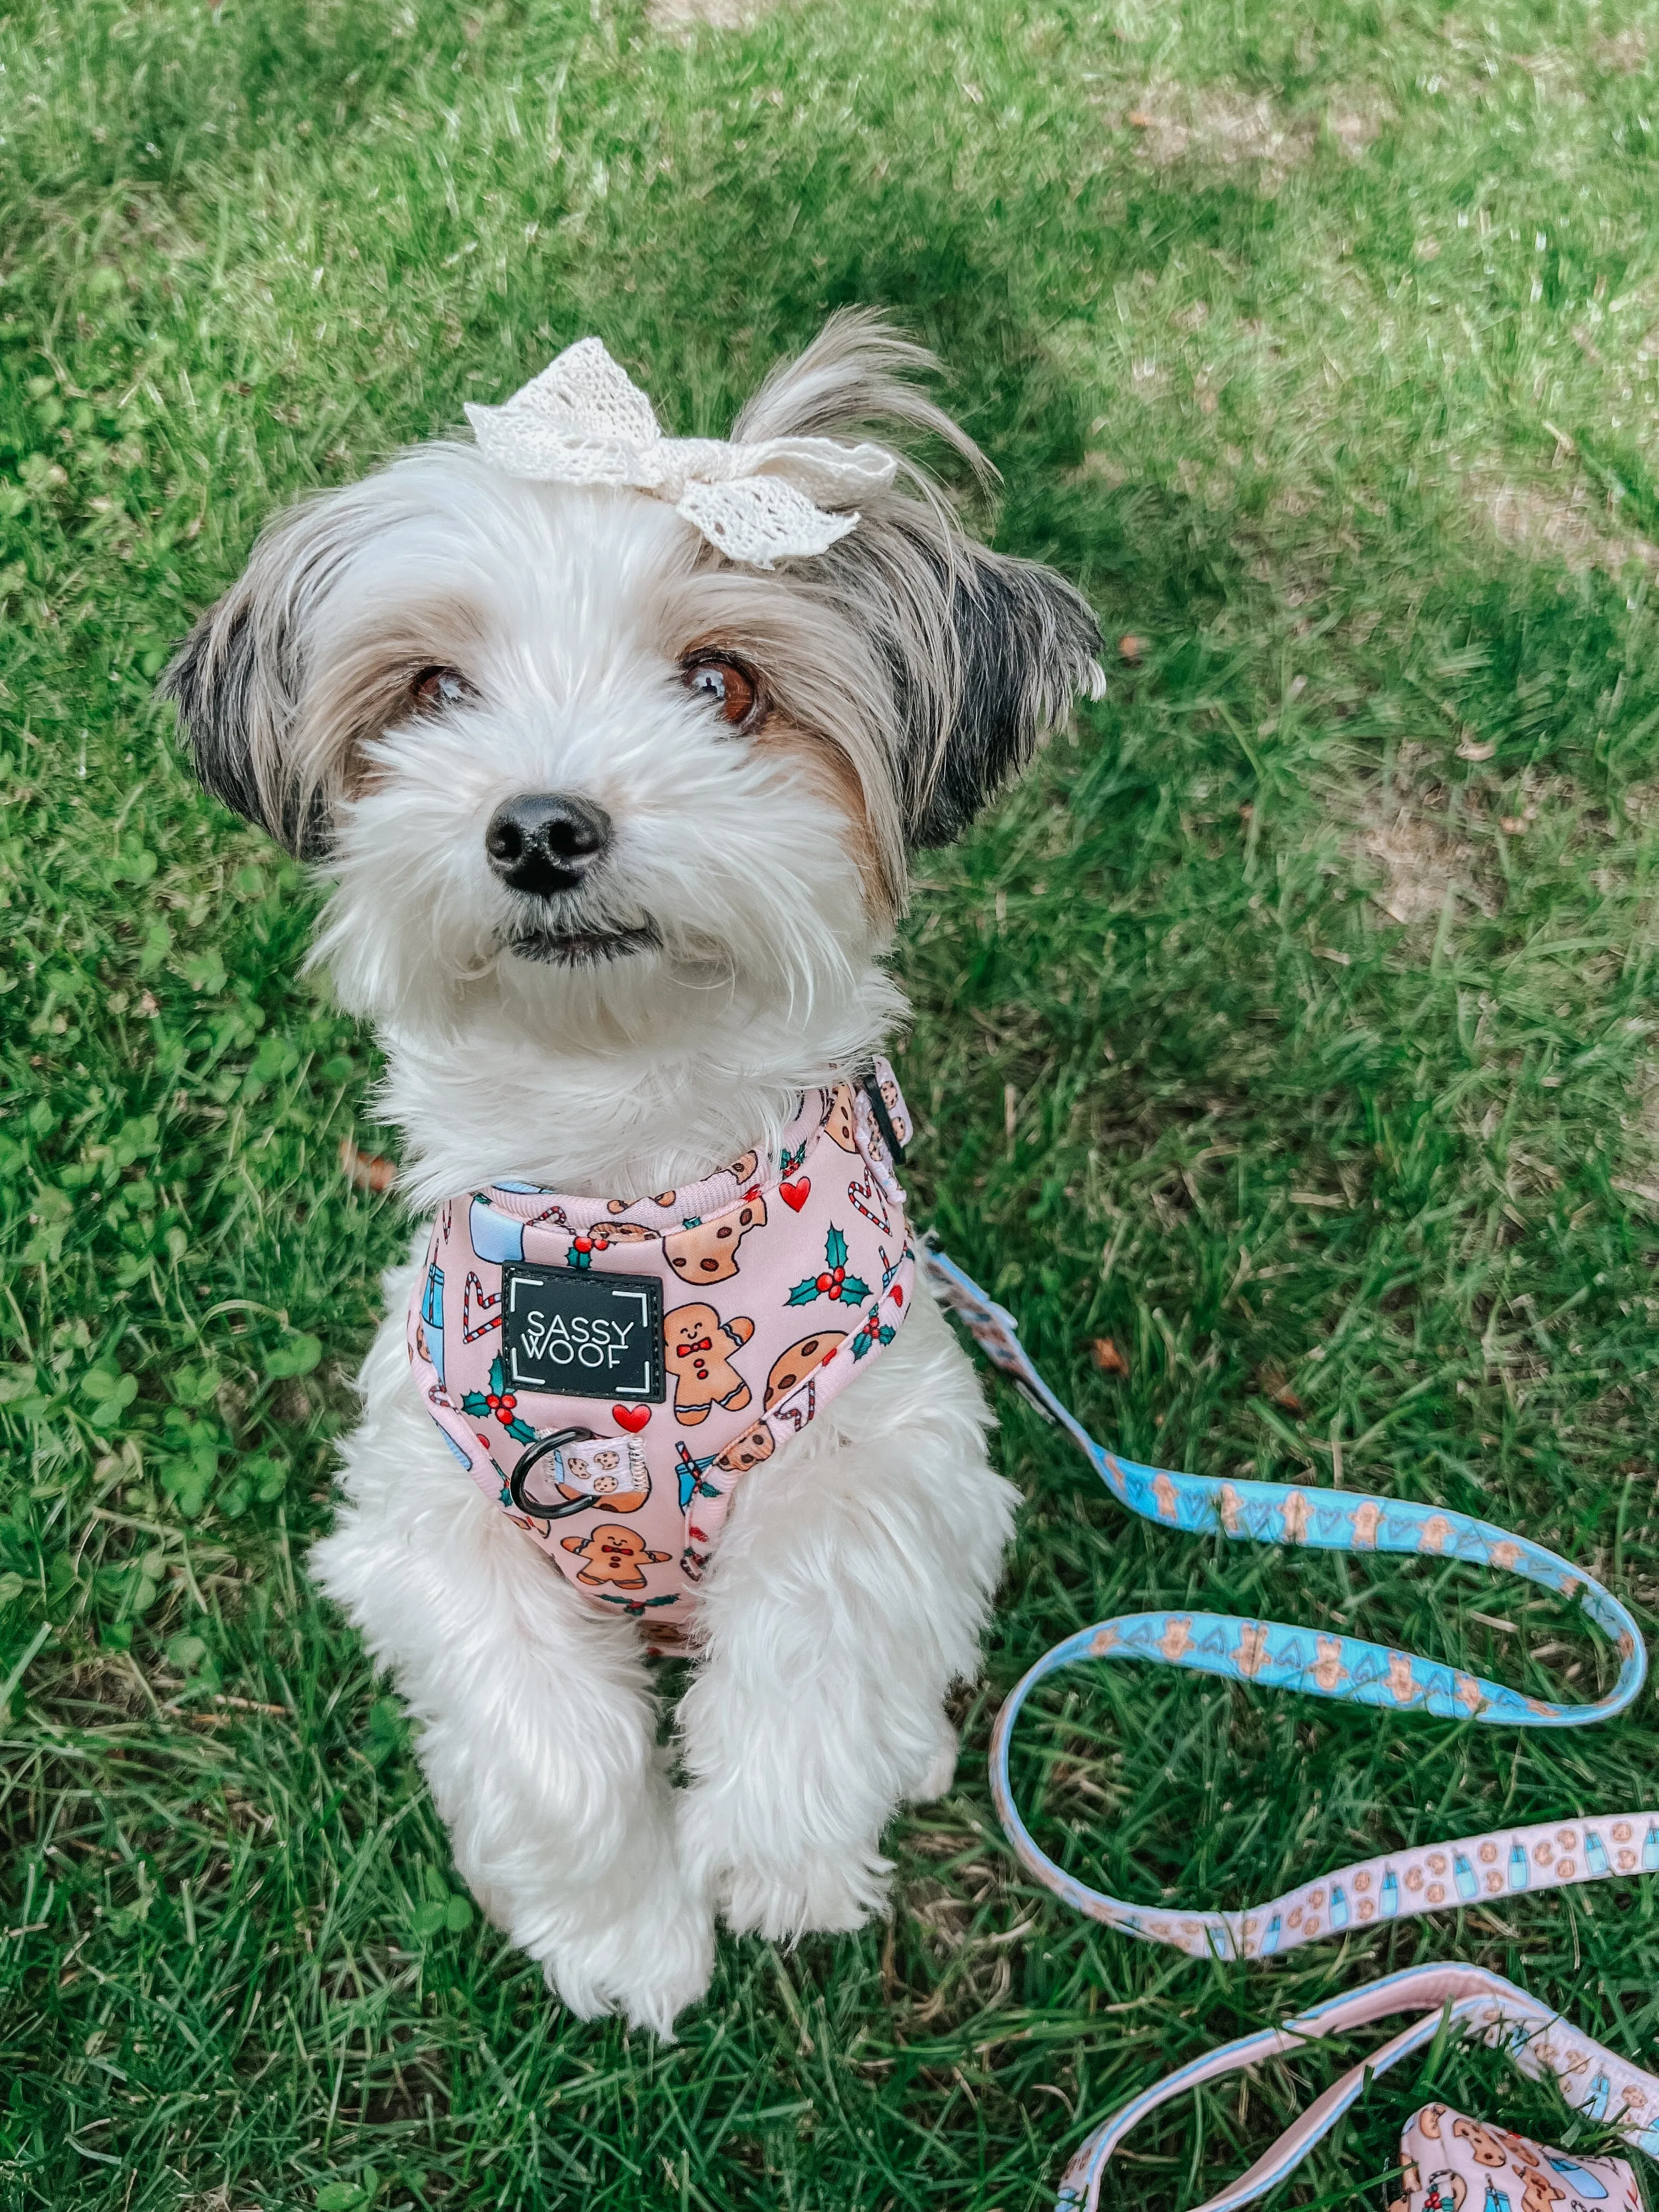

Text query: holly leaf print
(786, 1227), (864, 1306)
(467, 1352), (535, 1438)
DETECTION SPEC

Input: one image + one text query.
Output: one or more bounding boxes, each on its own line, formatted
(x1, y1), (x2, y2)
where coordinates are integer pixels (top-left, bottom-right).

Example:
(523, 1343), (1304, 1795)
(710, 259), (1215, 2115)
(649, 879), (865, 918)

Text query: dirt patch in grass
(1487, 480), (1659, 576)
(1074, 450), (1131, 488)
(646, 0), (766, 26)
(1351, 759), (1618, 942)
(1327, 101), (1391, 154)
(1124, 83), (1389, 183)
(1350, 756), (1501, 931)
(1593, 24), (1649, 71)
(1358, 806), (1480, 926)
(1130, 86), (1309, 173)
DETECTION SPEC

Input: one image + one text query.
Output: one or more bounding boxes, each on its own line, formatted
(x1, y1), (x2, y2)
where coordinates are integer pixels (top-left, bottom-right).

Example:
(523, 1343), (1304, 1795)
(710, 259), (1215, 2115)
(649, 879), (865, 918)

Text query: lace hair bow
(464, 336), (898, 569)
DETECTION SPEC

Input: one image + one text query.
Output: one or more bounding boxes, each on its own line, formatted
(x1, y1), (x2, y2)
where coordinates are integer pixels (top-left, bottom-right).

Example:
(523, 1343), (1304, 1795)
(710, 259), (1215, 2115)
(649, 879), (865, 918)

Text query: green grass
(3, 0), (1659, 2203)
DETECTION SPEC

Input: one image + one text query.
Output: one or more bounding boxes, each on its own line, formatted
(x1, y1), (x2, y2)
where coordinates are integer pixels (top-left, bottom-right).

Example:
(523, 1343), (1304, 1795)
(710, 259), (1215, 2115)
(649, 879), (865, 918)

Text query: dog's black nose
(485, 793), (612, 898)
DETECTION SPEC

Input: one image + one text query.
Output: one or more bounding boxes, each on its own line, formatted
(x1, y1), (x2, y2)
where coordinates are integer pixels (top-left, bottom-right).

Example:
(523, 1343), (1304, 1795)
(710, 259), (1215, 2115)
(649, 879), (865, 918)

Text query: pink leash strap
(919, 1245), (1659, 2197)
(1056, 1965), (1659, 2212)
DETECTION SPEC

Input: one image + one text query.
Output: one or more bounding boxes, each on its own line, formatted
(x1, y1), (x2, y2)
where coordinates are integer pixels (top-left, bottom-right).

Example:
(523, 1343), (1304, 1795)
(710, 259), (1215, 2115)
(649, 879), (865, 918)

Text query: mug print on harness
(408, 1066), (914, 1626)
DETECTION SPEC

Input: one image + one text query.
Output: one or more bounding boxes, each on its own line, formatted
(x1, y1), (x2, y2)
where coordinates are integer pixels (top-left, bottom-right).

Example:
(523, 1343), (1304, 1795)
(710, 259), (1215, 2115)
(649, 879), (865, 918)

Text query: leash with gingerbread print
(920, 1244), (1659, 2201)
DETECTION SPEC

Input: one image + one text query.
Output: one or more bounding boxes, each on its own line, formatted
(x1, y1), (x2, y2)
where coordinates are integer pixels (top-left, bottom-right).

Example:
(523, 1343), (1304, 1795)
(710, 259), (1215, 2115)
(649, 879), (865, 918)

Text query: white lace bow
(464, 336), (898, 568)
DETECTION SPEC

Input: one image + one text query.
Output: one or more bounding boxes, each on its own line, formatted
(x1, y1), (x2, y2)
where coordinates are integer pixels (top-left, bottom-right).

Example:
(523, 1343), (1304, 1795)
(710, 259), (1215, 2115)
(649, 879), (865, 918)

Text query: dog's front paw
(681, 1797), (890, 1941)
(719, 1848), (891, 1942)
(909, 1722), (958, 1805)
(534, 1871), (715, 2038)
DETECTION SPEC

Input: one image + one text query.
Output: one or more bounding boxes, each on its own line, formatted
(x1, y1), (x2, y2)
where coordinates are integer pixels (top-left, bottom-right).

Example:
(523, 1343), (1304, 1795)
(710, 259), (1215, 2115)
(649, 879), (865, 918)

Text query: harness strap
(919, 1245), (1659, 2191)
(856, 1062), (907, 1166)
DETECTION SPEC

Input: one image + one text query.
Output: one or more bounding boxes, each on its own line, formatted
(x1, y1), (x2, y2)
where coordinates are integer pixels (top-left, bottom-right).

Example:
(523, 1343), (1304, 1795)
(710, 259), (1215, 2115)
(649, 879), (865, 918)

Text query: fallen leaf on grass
(1258, 1362), (1306, 1415)
(1118, 632), (1147, 663)
(340, 1137), (398, 1192)
(1091, 1338), (1130, 1375)
(1456, 732), (1496, 761)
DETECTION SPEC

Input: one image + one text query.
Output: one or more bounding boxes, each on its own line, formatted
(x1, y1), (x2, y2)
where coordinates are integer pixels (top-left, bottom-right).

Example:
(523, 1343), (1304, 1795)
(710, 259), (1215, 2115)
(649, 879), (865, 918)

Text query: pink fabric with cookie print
(1393, 2105), (1642, 2212)
(407, 1060), (914, 1633)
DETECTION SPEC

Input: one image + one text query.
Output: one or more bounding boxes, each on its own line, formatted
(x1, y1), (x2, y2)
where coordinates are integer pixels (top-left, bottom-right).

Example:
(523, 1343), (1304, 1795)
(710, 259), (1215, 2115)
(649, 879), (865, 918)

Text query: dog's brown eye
(681, 653), (763, 731)
(412, 665), (470, 712)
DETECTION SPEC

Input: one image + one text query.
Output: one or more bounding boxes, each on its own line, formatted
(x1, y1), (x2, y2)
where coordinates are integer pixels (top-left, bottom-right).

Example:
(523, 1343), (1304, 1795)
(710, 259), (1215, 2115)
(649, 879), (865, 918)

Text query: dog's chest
(407, 1064), (915, 1633)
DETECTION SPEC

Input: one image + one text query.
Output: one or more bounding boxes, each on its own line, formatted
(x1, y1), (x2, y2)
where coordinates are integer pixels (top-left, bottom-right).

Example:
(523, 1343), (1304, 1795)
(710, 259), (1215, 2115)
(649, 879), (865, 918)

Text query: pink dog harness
(408, 1063), (913, 1632)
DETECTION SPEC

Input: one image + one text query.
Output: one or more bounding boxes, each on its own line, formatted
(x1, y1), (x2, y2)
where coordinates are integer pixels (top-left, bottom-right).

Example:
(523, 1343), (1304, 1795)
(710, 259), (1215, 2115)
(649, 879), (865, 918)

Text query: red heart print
(890, 1284), (904, 1306)
(613, 1404), (651, 1432)
(780, 1178), (811, 1211)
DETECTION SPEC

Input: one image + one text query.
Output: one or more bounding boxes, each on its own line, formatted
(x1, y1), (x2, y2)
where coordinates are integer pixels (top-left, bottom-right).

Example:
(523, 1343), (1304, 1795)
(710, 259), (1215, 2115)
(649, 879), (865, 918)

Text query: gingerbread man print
(664, 1303), (754, 1426)
(1385, 1650), (1419, 1703)
(560, 1525), (672, 1588)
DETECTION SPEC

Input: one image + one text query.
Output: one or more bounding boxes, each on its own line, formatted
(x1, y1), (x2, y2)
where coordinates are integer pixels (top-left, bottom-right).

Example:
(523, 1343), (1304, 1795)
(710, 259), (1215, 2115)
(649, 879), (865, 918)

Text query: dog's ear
(907, 544), (1103, 847)
(159, 591), (313, 855)
(159, 498), (352, 859)
(735, 311), (1103, 853)
(729, 311), (1104, 865)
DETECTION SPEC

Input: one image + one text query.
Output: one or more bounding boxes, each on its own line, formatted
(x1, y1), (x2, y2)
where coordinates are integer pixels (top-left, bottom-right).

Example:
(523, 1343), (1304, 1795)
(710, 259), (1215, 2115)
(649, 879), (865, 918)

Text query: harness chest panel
(408, 1063), (913, 1632)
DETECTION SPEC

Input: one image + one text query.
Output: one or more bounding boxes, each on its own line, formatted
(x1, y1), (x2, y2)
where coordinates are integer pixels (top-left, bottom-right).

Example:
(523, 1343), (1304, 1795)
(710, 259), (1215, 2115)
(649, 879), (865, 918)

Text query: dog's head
(162, 314), (1102, 1040)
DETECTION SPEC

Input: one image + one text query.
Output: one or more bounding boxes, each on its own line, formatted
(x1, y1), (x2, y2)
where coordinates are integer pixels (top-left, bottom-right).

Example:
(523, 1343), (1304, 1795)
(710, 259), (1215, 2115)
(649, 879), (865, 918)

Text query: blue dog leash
(920, 1245), (1659, 2199)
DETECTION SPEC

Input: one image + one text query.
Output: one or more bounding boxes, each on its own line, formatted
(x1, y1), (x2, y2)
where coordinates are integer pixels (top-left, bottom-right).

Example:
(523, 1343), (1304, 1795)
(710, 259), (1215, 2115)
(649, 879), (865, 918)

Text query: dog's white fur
(163, 315), (1102, 2033)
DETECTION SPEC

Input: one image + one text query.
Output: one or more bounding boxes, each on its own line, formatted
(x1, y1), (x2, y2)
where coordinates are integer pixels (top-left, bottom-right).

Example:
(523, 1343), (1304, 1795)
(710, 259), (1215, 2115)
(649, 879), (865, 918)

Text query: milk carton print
(551, 1436), (651, 1514)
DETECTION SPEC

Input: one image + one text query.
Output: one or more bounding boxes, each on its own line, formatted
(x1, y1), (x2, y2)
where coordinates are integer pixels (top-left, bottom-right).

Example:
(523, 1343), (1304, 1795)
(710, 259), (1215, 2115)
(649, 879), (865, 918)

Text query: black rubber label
(500, 1265), (665, 1402)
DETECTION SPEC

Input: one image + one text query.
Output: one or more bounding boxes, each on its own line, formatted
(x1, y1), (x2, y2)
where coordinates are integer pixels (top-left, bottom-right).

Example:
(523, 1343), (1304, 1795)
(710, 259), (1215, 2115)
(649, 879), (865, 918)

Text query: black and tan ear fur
(732, 310), (1105, 851)
(159, 493), (370, 859)
(895, 537), (1104, 847)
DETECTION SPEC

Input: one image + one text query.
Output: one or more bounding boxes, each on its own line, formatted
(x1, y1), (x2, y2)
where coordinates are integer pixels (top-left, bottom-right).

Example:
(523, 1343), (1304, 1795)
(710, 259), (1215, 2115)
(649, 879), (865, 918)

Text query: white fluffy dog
(162, 315), (1102, 2034)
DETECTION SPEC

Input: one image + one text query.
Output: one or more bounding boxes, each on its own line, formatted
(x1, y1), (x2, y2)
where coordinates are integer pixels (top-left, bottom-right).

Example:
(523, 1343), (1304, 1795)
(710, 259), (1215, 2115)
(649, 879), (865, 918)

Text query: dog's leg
(676, 1285), (1015, 1939)
(311, 1271), (713, 2033)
